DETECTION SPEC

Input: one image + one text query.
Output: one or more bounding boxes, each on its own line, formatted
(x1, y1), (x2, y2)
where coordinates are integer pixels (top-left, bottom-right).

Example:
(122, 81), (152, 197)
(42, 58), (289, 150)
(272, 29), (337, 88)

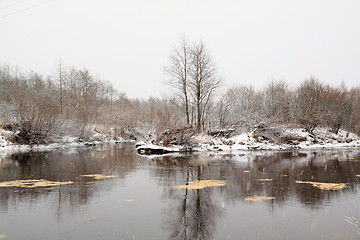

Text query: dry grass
(296, 180), (347, 190)
(245, 196), (275, 202)
(258, 178), (273, 182)
(174, 180), (227, 190)
(80, 174), (115, 180)
(0, 179), (73, 188)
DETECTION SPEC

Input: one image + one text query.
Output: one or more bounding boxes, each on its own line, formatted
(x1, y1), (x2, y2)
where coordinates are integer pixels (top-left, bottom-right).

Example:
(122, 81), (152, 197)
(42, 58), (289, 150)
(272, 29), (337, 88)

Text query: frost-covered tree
(295, 77), (327, 132)
(348, 87), (360, 134)
(264, 80), (291, 122)
(324, 84), (352, 134)
(216, 92), (233, 128)
(215, 85), (265, 131)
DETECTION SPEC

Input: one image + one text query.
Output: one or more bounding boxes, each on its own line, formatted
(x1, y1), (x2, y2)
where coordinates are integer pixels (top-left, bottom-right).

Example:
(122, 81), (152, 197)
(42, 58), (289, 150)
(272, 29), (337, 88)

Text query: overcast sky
(1, 0), (359, 99)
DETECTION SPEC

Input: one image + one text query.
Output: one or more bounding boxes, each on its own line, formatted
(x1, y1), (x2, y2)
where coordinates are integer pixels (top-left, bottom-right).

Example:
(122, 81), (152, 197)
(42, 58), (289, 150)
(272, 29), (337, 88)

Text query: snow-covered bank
(136, 126), (360, 154)
(136, 144), (182, 154)
(205, 127), (360, 151)
(0, 128), (127, 159)
(2, 124), (360, 157)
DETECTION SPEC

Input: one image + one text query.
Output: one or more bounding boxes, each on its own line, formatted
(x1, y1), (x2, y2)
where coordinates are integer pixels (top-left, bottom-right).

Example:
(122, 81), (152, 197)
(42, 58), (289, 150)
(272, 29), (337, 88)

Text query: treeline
(213, 78), (360, 135)
(1, 62), (360, 145)
(0, 64), (183, 144)
(163, 38), (360, 136)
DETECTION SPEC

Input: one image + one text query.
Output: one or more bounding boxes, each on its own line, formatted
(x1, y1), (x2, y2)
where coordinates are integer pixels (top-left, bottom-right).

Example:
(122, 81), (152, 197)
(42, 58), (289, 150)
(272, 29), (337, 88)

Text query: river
(1, 143), (360, 239)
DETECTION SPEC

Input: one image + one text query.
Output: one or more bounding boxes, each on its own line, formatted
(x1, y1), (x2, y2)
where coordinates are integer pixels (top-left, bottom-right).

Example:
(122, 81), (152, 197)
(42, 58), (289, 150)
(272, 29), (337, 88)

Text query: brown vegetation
(0, 64), (183, 144)
(1, 55), (360, 145)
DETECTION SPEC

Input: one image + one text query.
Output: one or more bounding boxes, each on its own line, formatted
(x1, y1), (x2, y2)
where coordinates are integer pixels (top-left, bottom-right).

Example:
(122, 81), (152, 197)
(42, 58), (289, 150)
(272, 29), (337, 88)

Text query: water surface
(1, 143), (360, 239)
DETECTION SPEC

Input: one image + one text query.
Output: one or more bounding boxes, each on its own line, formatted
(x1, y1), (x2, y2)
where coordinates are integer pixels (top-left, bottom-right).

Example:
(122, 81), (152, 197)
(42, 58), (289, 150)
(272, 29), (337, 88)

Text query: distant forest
(1, 57), (360, 144)
(0, 63), (183, 144)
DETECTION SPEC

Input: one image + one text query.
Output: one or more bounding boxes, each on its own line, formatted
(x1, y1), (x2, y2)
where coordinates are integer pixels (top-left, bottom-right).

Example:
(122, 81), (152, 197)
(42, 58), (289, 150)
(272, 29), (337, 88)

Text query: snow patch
(139, 126), (360, 155)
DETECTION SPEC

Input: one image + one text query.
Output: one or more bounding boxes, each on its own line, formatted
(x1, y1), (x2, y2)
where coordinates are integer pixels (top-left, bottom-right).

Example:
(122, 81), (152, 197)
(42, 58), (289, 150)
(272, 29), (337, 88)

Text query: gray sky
(1, 0), (359, 99)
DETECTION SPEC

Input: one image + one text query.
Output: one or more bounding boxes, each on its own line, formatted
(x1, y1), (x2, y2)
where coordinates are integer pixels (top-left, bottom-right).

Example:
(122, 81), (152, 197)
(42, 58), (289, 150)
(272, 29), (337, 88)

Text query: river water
(1, 143), (360, 239)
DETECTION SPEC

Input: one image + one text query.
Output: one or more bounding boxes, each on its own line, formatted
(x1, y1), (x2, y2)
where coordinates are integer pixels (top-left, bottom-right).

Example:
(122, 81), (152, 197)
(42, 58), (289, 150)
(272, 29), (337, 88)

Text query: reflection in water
(1, 145), (360, 239)
(164, 166), (223, 240)
(151, 150), (360, 239)
(0, 143), (143, 215)
(153, 150), (360, 205)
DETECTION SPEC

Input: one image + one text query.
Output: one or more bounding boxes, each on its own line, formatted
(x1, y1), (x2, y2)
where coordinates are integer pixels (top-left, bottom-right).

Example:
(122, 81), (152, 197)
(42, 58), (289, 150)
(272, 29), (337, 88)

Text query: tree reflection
(153, 154), (230, 240)
(164, 163), (222, 240)
(150, 150), (360, 239)
(1, 145), (360, 239)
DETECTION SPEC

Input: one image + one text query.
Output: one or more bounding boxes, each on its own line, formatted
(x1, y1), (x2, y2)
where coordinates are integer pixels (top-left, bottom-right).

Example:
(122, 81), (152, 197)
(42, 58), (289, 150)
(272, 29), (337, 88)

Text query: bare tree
(295, 77), (327, 133)
(216, 92), (232, 128)
(264, 80), (291, 122)
(324, 84), (352, 134)
(52, 60), (67, 114)
(349, 87), (360, 135)
(223, 85), (265, 131)
(164, 37), (192, 124)
(189, 41), (220, 132)
(8, 71), (61, 144)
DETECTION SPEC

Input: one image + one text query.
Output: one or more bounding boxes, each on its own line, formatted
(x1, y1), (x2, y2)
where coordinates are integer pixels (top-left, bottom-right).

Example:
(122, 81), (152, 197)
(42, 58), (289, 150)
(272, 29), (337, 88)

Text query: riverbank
(2, 125), (360, 157)
(136, 126), (360, 154)
(0, 127), (127, 159)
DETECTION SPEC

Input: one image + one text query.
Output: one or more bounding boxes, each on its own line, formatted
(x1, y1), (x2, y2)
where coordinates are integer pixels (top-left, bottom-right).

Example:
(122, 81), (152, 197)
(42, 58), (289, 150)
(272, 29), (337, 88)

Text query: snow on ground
(136, 127), (360, 155)
(189, 127), (360, 152)
(136, 144), (181, 154)
(0, 129), (14, 147)
(0, 127), (126, 160)
(1, 125), (360, 158)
